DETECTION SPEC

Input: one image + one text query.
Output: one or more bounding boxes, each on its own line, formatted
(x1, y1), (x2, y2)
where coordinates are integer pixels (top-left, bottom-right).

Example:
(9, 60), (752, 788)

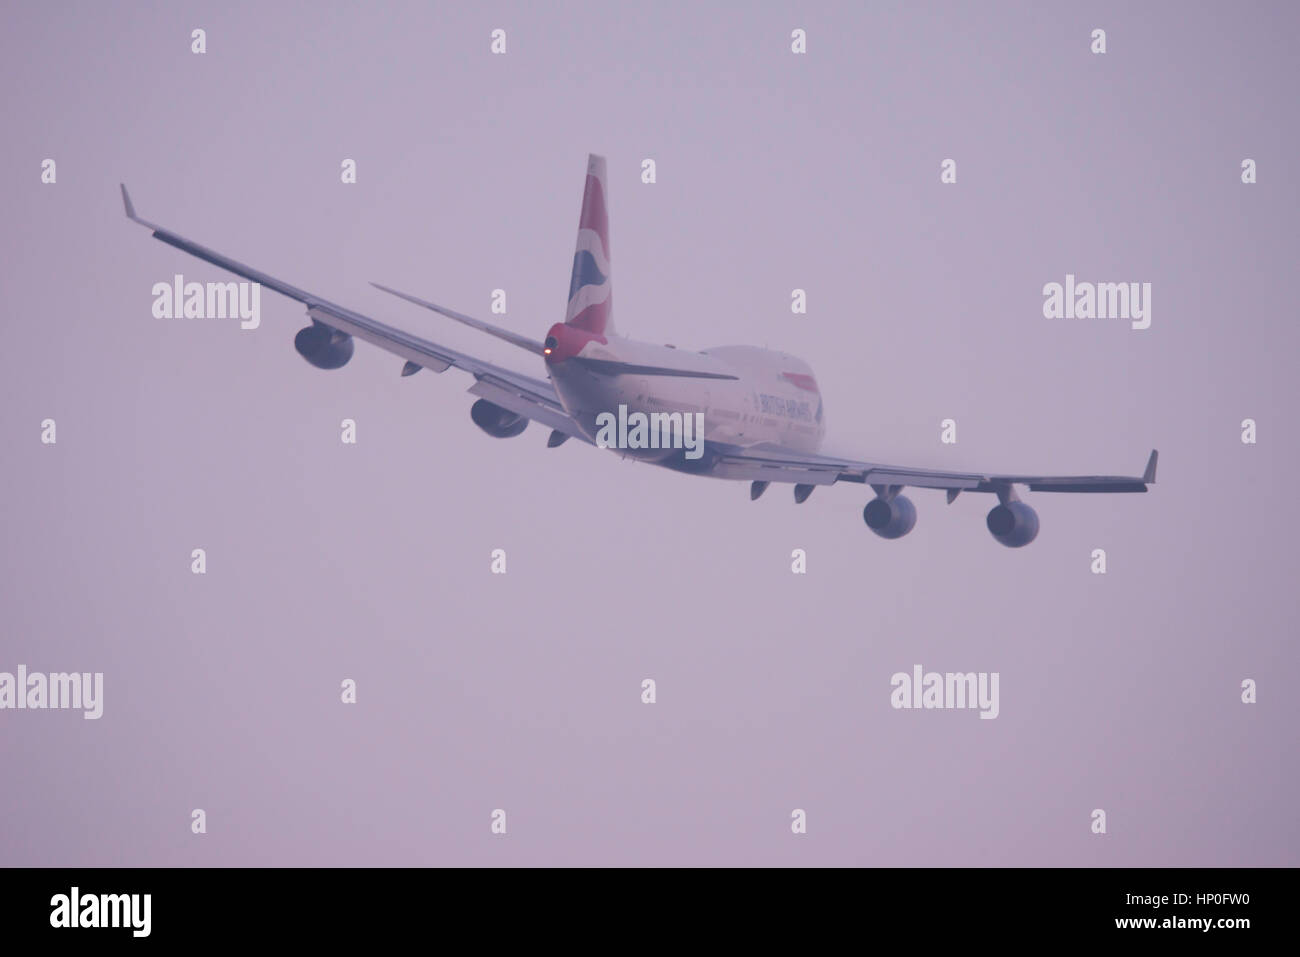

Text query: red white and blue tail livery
(566, 154), (614, 336)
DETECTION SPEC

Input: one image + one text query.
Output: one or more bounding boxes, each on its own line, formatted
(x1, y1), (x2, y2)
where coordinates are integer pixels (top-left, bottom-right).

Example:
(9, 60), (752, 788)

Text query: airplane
(121, 154), (1157, 548)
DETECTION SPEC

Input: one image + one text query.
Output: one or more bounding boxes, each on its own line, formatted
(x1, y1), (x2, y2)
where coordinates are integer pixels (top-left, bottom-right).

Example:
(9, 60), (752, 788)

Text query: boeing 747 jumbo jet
(121, 155), (1156, 547)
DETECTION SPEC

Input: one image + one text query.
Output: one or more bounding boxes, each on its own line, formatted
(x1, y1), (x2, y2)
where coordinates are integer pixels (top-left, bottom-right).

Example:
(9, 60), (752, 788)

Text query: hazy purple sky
(2, 0), (1296, 866)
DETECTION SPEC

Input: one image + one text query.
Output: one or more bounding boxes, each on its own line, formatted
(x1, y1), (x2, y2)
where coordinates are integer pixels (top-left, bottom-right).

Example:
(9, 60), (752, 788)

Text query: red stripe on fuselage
(782, 372), (819, 392)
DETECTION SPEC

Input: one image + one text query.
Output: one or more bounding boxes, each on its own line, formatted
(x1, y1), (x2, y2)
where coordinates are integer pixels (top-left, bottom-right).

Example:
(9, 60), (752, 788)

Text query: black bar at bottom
(0, 866), (1284, 943)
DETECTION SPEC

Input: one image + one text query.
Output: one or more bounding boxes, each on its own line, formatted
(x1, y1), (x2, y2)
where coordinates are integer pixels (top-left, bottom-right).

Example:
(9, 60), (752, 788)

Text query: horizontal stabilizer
(572, 356), (739, 380)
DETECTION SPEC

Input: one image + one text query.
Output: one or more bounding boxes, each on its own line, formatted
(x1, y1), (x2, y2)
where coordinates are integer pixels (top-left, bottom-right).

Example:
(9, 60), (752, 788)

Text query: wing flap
(304, 304), (453, 373)
(468, 378), (594, 444)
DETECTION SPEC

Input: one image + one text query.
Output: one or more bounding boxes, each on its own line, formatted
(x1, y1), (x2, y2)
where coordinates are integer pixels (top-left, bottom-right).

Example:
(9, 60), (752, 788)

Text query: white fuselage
(547, 337), (826, 469)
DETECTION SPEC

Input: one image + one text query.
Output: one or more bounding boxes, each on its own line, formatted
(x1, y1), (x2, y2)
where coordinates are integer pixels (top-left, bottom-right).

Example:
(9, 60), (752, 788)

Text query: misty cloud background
(1, 0), (1296, 865)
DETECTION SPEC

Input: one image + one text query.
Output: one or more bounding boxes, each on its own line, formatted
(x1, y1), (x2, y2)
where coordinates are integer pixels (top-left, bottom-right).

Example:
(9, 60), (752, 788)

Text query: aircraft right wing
(120, 185), (593, 445)
(706, 441), (1157, 496)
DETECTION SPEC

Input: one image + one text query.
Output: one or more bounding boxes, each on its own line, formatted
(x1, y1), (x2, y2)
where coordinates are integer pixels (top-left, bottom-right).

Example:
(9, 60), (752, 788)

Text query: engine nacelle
(470, 399), (528, 438)
(863, 494), (917, 539)
(294, 323), (354, 370)
(986, 501), (1039, 548)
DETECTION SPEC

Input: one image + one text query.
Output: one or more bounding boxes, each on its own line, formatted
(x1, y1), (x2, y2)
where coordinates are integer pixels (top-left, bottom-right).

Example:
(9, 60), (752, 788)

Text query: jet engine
(986, 501), (1039, 548)
(294, 322), (354, 370)
(470, 399), (528, 438)
(863, 494), (917, 539)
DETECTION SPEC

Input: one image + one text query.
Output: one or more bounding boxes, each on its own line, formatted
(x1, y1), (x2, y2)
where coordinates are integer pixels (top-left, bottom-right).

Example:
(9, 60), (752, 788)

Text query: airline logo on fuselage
(759, 393), (816, 422)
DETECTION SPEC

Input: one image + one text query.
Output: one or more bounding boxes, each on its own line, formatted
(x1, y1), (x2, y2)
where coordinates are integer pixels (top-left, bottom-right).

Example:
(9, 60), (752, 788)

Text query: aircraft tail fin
(565, 154), (614, 336)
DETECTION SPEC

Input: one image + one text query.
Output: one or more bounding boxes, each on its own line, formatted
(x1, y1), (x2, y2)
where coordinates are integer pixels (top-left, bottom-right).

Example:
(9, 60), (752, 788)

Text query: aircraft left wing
(120, 185), (593, 445)
(707, 442), (1157, 496)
